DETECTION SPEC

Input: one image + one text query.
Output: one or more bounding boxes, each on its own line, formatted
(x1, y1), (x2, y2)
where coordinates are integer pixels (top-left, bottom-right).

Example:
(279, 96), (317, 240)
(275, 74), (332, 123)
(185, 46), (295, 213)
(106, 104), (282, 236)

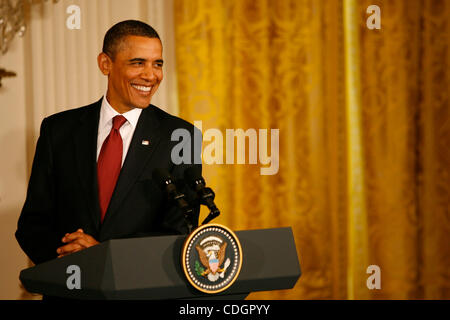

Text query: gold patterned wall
(174, 0), (450, 299)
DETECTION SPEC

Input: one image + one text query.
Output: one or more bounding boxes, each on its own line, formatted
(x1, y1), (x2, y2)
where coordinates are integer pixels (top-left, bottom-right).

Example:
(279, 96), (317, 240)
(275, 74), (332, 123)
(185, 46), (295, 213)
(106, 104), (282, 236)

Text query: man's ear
(97, 52), (112, 75)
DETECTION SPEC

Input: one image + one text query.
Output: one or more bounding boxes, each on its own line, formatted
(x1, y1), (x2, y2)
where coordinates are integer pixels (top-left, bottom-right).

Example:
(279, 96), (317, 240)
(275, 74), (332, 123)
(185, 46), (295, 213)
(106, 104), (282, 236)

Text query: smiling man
(99, 29), (164, 112)
(15, 20), (201, 267)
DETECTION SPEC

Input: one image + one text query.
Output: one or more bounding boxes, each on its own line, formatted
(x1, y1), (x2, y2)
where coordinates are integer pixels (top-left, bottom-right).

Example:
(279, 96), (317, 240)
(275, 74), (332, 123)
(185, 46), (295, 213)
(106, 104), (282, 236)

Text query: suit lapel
(72, 99), (102, 231)
(101, 106), (162, 229)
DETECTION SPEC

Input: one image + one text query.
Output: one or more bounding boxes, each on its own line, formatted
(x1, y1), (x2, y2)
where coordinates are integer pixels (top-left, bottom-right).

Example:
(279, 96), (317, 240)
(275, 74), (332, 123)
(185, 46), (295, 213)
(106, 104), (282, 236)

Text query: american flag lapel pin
(141, 140), (150, 146)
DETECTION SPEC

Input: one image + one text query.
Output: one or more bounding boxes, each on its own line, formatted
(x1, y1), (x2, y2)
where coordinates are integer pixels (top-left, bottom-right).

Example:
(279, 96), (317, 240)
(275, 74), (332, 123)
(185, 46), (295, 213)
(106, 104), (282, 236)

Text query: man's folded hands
(57, 228), (99, 258)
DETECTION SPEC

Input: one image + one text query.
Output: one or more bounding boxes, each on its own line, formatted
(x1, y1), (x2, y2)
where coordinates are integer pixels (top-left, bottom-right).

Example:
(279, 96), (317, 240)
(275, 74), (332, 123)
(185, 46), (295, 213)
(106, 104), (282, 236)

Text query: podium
(20, 227), (301, 299)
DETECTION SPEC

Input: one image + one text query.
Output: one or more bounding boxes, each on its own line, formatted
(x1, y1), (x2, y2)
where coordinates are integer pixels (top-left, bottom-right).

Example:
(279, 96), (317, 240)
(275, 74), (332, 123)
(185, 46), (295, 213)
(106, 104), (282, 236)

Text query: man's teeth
(131, 84), (152, 92)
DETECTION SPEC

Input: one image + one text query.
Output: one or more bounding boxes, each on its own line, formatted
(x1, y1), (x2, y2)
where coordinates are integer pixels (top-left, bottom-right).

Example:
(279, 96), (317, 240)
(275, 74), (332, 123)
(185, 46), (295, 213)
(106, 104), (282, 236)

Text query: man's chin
(132, 99), (152, 109)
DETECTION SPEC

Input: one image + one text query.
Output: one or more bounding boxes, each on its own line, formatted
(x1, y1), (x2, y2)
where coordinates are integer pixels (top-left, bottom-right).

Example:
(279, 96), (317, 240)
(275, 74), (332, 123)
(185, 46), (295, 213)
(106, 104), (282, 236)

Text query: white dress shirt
(96, 96), (143, 166)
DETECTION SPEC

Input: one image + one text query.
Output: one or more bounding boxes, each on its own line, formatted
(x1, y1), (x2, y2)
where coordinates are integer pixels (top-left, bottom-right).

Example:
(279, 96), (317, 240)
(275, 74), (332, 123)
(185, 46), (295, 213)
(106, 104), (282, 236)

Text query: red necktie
(97, 115), (127, 223)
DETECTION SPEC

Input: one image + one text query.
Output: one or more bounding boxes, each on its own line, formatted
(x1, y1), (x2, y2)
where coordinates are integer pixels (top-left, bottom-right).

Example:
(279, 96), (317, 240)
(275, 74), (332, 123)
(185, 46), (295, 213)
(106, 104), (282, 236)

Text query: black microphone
(184, 167), (220, 225)
(152, 168), (194, 233)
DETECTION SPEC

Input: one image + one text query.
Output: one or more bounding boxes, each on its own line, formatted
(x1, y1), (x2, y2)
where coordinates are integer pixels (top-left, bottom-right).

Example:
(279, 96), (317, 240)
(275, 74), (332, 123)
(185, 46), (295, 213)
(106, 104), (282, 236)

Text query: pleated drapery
(174, 0), (450, 299)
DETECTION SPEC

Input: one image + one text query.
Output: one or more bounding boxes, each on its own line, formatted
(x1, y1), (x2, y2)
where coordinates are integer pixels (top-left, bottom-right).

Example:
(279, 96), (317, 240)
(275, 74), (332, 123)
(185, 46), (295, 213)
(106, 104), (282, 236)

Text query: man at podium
(15, 20), (202, 266)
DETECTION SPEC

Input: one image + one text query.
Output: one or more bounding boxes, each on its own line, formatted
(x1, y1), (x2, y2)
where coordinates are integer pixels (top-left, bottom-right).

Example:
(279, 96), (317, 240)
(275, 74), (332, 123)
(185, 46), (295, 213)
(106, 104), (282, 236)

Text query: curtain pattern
(359, 0), (450, 299)
(174, 0), (449, 299)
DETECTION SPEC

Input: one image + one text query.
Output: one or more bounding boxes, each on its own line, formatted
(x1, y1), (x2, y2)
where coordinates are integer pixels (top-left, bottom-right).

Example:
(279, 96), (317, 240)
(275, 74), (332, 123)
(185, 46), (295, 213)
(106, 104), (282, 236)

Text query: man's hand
(57, 229), (99, 258)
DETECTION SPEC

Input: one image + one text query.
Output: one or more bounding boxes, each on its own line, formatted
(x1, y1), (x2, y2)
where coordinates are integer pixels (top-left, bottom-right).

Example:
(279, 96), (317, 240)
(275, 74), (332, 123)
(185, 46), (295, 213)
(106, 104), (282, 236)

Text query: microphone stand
(200, 187), (220, 225)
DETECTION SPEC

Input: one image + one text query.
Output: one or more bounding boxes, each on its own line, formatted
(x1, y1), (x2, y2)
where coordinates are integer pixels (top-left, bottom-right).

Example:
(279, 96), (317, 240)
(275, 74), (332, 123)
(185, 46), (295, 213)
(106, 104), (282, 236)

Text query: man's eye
(132, 61), (144, 66)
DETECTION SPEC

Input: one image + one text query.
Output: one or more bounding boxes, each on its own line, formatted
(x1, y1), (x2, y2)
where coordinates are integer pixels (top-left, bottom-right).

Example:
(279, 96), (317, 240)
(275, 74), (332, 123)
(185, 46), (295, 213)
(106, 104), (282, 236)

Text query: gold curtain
(174, 0), (450, 299)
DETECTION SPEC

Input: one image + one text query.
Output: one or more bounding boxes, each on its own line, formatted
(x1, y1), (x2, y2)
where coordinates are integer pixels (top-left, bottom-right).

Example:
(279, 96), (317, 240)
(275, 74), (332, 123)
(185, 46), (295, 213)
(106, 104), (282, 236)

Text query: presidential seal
(182, 224), (243, 294)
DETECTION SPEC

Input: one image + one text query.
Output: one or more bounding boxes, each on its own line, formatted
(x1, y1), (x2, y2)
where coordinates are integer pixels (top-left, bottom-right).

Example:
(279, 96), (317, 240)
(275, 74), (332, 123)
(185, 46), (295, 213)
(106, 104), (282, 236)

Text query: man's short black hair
(102, 20), (160, 59)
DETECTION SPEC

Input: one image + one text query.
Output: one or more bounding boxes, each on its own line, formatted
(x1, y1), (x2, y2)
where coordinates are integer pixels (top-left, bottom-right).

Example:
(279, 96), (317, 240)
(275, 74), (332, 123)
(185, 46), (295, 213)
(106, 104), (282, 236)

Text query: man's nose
(141, 66), (156, 82)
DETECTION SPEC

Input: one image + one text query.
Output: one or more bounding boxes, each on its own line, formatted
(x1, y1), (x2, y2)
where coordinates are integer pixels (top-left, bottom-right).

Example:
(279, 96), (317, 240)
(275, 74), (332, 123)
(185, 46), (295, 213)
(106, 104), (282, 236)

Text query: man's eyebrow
(128, 58), (164, 64)
(128, 58), (147, 62)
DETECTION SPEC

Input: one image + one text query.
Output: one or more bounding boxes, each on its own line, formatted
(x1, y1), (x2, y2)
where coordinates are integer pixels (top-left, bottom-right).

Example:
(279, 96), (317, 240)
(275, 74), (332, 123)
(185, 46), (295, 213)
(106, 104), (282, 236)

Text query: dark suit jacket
(16, 98), (202, 265)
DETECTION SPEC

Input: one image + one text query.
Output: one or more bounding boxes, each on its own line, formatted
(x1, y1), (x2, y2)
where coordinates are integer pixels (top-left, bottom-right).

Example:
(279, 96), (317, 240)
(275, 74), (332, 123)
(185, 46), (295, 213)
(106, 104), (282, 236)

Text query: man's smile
(131, 83), (153, 93)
